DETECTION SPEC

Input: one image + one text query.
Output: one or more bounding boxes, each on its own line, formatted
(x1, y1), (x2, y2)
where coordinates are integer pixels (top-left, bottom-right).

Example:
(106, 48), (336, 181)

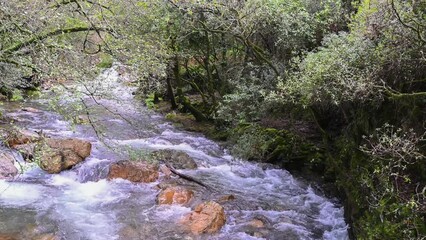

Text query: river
(0, 65), (348, 240)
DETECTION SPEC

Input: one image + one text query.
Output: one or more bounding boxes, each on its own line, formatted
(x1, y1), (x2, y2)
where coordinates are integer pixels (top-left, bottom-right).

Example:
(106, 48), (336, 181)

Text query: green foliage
(278, 32), (380, 106)
(144, 93), (162, 109)
(357, 124), (426, 239)
(10, 89), (24, 102)
(97, 54), (113, 69)
(229, 124), (322, 170)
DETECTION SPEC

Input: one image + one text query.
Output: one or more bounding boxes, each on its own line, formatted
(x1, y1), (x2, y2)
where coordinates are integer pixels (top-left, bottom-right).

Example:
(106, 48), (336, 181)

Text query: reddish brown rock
(218, 194), (235, 203)
(6, 129), (40, 147)
(0, 234), (18, 240)
(157, 186), (194, 205)
(108, 161), (159, 183)
(22, 107), (42, 113)
(35, 138), (91, 174)
(45, 138), (91, 158)
(0, 151), (18, 179)
(181, 201), (226, 235)
(248, 219), (265, 228)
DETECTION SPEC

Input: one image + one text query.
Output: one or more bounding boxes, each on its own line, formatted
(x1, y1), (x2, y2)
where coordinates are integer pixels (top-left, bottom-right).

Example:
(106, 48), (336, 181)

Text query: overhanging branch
(1, 26), (113, 55)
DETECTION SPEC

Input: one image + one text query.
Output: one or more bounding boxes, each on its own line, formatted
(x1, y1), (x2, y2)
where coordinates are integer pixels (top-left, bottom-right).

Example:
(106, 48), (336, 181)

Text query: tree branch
(2, 26), (112, 55)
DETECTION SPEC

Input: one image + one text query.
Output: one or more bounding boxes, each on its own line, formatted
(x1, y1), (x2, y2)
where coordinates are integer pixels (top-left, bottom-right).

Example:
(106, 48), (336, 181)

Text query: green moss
(97, 53), (113, 69)
(24, 88), (41, 98)
(10, 89), (23, 101)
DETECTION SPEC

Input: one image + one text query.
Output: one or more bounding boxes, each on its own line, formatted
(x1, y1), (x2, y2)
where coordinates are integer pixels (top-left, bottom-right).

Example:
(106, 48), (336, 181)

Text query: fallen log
(164, 162), (212, 191)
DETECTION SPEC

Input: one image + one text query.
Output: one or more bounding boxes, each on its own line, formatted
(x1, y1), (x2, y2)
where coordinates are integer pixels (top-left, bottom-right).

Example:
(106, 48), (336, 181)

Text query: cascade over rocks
(157, 186), (194, 205)
(0, 150), (18, 179)
(108, 160), (159, 183)
(3, 128), (92, 174)
(150, 149), (197, 169)
(180, 201), (226, 234)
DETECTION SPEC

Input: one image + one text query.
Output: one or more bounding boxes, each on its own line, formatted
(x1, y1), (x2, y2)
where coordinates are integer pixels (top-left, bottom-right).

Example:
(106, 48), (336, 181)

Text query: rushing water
(0, 65), (348, 240)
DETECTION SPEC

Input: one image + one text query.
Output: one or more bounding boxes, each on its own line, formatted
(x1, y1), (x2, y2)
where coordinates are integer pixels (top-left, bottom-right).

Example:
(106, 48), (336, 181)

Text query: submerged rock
(248, 219), (265, 228)
(150, 149), (197, 169)
(181, 201), (226, 235)
(217, 194), (235, 203)
(21, 107), (42, 113)
(0, 150), (18, 179)
(157, 186), (194, 205)
(108, 160), (159, 183)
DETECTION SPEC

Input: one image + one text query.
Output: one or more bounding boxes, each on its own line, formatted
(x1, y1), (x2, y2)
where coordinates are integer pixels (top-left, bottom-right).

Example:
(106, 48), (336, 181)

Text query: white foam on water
(273, 222), (312, 239)
(0, 180), (47, 207)
(154, 205), (192, 221)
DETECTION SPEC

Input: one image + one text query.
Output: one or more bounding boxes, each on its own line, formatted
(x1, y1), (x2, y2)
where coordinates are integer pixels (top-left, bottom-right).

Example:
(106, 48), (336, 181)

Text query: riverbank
(0, 68), (349, 239)
(149, 98), (349, 220)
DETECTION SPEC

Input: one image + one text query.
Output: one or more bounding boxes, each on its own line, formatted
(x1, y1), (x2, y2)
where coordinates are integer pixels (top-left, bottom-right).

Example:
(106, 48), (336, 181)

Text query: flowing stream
(0, 65), (348, 240)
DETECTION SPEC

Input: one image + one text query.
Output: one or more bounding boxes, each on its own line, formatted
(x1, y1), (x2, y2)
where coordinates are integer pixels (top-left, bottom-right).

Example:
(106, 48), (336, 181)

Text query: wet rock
(0, 234), (18, 240)
(35, 138), (92, 174)
(32, 234), (59, 240)
(36, 146), (66, 174)
(21, 107), (42, 113)
(248, 219), (265, 228)
(159, 164), (172, 178)
(14, 143), (36, 161)
(6, 129), (40, 147)
(45, 138), (91, 159)
(0, 150), (18, 179)
(217, 194), (235, 203)
(74, 115), (89, 124)
(157, 186), (194, 205)
(181, 201), (226, 234)
(119, 226), (139, 239)
(108, 160), (159, 183)
(150, 150), (197, 169)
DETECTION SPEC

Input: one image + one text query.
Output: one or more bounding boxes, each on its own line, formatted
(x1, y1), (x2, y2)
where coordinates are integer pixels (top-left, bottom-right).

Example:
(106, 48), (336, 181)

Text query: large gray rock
(0, 150), (18, 179)
(150, 149), (197, 169)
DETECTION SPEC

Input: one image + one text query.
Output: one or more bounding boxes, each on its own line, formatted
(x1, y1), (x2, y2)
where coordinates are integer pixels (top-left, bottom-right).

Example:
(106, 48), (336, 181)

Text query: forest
(1, 0), (425, 239)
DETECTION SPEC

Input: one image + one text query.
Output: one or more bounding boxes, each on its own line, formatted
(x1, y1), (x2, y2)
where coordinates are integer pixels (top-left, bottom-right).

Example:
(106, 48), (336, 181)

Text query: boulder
(45, 138), (91, 158)
(6, 129), (40, 147)
(248, 219), (265, 228)
(181, 201), (226, 234)
(157, 186), (194, 205)
(14, 143), (36, 161)
(35, 138), (91, 174)
(150, 149), (197, 169)
(0, 151), (18, 179)
(108, 161), (159, 183)
(36, 146), (66, 174)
